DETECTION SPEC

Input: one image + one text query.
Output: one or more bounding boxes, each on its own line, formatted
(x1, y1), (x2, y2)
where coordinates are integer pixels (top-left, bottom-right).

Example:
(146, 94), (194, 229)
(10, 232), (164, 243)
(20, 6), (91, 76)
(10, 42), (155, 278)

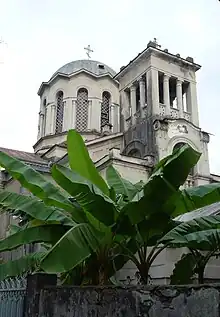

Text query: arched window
(173, 142), (185, 152)
(173, 142), (194, 175)
(101, 91), (111, 128)
(76, 88), (89, 131)
(128, 149), (141, 158)
(55, 91), (64, 134)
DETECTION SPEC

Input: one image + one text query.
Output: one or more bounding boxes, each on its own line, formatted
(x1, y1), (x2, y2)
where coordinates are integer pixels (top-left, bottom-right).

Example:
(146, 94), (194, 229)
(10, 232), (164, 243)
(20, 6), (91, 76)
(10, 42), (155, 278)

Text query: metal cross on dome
(84, 45), (93, 59)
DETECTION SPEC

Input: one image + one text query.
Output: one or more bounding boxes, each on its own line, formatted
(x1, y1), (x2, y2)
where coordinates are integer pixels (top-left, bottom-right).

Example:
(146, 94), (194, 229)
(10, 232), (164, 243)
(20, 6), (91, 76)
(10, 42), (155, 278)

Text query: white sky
(0, 0), (220, 173)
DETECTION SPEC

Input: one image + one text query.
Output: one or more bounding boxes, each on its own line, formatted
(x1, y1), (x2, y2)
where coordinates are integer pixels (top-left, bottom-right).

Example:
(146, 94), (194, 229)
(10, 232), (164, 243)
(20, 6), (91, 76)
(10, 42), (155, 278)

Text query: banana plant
(107, 161), (220, 284)
(0, 129), (217, 285)
(161, 214), (220, 284)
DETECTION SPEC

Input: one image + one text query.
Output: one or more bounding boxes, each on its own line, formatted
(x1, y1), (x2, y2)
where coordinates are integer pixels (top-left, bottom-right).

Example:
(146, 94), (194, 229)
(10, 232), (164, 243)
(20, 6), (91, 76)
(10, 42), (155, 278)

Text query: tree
(0, 129), (219, 285)
(162, 213), (220, 284)
(106, 153), (220, 284)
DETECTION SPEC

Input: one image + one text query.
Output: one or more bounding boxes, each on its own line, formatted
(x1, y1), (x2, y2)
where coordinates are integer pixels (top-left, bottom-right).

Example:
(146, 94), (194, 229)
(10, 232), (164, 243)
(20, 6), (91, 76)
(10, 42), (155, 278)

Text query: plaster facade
(0, 40), (219, 285)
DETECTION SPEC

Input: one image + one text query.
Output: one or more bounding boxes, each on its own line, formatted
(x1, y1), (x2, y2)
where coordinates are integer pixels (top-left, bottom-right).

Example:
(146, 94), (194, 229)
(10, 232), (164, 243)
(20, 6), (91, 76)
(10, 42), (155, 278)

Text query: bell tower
(115, 40), (211, 185)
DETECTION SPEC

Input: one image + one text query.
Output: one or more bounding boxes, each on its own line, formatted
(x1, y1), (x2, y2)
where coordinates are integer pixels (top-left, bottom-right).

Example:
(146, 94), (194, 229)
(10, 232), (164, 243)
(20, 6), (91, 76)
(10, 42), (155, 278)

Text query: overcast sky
(0, 0), (219, 173)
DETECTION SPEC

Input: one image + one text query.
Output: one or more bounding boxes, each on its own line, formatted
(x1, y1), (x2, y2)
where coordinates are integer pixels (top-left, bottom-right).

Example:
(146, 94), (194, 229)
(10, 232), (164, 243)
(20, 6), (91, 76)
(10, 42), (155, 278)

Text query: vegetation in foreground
(0, 130), (219, 284)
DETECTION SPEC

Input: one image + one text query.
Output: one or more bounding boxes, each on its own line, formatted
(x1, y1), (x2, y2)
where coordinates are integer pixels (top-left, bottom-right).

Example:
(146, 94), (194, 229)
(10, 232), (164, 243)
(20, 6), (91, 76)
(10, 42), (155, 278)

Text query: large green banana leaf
(0, 151), (79, 216)
(174, 202), (220, 222)
(174, 183), (220, 216)
(51, 164), (118, 226)
(106, 166), (139, 201)
(0, 191), (76, 226)
(40, 223), (104, 273)
(67, 130), (109, 196)
(122, 145), (201, 225)
(161, 215), (220, 250)
(0, 252), (45, 281)
(0, 225), (68, 252)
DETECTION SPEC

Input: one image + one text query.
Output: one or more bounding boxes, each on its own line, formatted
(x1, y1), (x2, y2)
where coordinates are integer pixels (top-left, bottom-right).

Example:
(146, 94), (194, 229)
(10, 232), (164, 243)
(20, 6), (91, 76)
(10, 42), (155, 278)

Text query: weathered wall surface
(38, 285), (220, 317)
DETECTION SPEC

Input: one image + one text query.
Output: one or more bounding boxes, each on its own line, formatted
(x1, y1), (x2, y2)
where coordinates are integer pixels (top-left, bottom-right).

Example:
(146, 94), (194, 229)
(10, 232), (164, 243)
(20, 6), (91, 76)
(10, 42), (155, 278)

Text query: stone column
(147, 68), (159, 116)
(110, 104), (115, 130)
(130, 84), (136, 125)
(116, 104), (120, 132)
(87, 100), (92, 130)
(163, 74), (170, 115)
(62, 100), (68, 131)
(139, 78), (145, 118)
(50, 104), (56, 134)
(188, 82), (199, 126)
(98, 101), (102, 132)
(38, 112), (44, 139)
(177, 79), (183, 117)
(72, 99), (76, 128)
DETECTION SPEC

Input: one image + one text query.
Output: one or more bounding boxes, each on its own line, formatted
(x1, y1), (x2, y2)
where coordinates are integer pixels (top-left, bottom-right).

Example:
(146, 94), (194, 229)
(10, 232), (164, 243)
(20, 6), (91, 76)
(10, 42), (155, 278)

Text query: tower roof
(38, 59), (117, 96)
(51, 59), (116, 78)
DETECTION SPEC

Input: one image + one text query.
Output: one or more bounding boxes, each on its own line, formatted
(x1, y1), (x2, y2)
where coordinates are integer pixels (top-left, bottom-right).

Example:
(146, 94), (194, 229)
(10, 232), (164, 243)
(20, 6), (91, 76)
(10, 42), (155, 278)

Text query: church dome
(52, 60), (116, 78)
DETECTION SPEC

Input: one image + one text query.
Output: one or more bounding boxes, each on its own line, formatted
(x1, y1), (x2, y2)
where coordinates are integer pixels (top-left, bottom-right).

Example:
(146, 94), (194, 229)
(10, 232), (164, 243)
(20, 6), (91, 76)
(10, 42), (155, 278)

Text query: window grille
(76, 88), (89, 131)
(101, 91), (111, 128)
(55, 91), (64, 134)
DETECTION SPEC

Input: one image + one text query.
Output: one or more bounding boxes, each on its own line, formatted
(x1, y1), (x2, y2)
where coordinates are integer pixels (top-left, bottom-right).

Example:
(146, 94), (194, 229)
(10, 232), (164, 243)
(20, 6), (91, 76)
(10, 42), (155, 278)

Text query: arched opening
(101, 91), (111, 129)
(173, 142), (195, 175)
(55, 91), (64, 134)
(128, 148), (141, 158)
(76, 88), (89, 131)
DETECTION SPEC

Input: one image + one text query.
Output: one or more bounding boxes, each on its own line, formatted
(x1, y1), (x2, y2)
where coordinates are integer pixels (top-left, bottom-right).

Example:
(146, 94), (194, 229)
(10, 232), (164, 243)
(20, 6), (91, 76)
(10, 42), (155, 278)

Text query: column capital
(163, 74), (171, 81)
(130, 84), (136, 91)
(177, 78), (184, 85)
(138, 77), (145, 84)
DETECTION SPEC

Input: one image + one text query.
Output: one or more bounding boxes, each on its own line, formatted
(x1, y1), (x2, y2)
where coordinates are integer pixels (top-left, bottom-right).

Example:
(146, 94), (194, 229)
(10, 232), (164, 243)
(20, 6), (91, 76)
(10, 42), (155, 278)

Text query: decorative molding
(153, 119), (168, 131)
(153, 120), (161, 131)
(201, 131), (210, 143)
(144, 155), (155, 167)
(177, 124), (188, 134)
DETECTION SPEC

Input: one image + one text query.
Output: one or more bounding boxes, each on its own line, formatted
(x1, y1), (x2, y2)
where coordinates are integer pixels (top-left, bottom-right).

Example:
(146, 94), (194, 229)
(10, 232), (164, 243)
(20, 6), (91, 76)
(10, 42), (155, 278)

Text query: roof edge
(38, 68), (119, 96)
(114, 44), (201, 80)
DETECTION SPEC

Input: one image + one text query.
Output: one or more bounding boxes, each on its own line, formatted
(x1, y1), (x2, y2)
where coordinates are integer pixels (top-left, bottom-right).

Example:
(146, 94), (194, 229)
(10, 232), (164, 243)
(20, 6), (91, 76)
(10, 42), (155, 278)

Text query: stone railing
(159, 103), (165, 116)
(183, 111), (191, 121)
(170, 108), (179, 119)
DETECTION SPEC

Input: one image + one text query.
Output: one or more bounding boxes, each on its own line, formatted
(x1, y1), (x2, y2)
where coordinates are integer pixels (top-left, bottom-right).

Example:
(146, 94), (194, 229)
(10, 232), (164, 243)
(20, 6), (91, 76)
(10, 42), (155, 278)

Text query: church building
(0, 39), (220, 283)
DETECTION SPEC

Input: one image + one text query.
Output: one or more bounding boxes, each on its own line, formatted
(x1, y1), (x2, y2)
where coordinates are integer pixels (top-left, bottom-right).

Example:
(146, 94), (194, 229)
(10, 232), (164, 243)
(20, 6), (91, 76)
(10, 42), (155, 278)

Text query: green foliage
(0, 252), (45, 281)
(52, 164), (117, 226)
(173, 183), (220, 216)
(166, 215), (220, 284)
(0, 152), (74, 212)
(161, 215), (220, 249)
(0, 129), (220, 286)
(106, 165), (139, 201)
(0, 191), (76, 226)
(0, 225), (68, 253)
(170, 253), (196, 285)
(67, 130), (109, 196)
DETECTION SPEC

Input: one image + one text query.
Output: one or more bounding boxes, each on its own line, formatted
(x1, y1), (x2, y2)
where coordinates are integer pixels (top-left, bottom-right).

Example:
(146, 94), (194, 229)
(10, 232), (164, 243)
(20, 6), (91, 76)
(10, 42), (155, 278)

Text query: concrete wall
(38, 284), (220, 317)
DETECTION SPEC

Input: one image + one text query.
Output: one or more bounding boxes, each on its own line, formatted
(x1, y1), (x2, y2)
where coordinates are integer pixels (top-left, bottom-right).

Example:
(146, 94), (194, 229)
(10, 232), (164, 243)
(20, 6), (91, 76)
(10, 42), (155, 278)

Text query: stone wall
(38, 284), (220, 317)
